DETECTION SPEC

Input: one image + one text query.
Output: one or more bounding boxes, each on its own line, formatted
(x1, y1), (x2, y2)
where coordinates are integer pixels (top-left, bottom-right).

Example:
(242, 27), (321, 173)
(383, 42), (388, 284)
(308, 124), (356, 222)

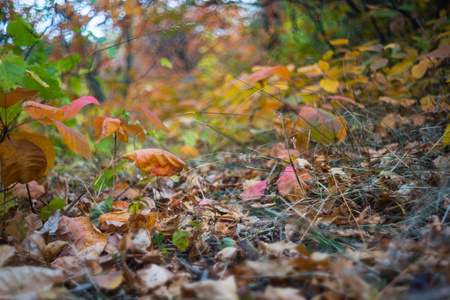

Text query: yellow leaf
(320, 78), (339, 93)
(318, 60), (329, 73)
(411, 59), (431, 79)
(443, 124), (450, 145)
(330, 38), (349, 46)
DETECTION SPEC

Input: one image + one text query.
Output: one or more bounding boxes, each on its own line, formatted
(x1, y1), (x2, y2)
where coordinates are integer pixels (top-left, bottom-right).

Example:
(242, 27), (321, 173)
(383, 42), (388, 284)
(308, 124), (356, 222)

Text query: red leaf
(61, 96), (100, 120)
(277, 166), (312, 200)
(240, 180), (267, 201)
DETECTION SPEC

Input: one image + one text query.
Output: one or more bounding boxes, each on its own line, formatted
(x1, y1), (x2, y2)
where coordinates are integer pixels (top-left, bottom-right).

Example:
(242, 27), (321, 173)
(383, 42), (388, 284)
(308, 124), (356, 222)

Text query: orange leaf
(0, 88), (38, 108)
(247, 66), (290, 85)
(23, 101), (64, 122)
(122, 124), (145, 143)
(131, 106), (169, 133)
(297, 105), (346, 144)
(61, 96), (100, 120)
(121, 148), (186, 177)
(93, 116), (105, 137)
(56, 216), (108, 256)
(49, 118), (91, 159)
(117, 125), (128, 143)
(0, 139), (47, 186)
(277, 166), (312, 201)
(9, 132), (55, 175)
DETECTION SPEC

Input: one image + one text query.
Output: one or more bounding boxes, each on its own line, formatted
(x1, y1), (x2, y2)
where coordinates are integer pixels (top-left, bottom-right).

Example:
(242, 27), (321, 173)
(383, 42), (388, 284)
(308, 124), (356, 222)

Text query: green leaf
(443, 124), (450, 146)
(170, 175), (180, 182)
(0, 101), (23, 126)
(188, 221), (201, 230)
(7, 17), (40, 47)
(49, 55), (82, 74)
(90, 196), (113, 226)
(92, 169), (114, 191)
(0, 192), (15, 216)
(23, 66), (61, 100)
(160, 58), (173, 69)
(371, 10), (400, 18)
(129, 201), (146, 214)
(221, 238), (236, 249)
(107, 47), (118, 58)
(172, 230), (190, 251)
(40, 197), (66, 220)
(153, 232), (164, 245)
(0, 56), (27, 92)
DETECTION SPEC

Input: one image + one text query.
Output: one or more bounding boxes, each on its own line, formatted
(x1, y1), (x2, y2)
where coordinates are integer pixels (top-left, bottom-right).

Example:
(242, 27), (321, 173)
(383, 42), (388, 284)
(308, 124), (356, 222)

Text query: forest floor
(1, 109), (449, 300)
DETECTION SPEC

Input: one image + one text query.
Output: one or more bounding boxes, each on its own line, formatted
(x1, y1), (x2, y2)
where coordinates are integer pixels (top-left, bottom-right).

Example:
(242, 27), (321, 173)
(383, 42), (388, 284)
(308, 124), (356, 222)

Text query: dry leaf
(121, 149), (186, 177)
(182, 275), (239, 300)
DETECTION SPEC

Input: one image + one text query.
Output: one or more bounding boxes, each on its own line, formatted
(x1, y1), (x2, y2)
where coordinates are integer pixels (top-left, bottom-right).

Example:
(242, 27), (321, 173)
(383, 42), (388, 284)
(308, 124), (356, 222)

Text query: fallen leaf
(240, 180), (267, 201)
(277, 166), (312, 200)
(93, 270), (123, 290)
(248, 65), (290, 85)
(13, 180), (45, 199)
(182, 275), (239, 300)
(137, 264), (174, 293)
(0, 245), (15, 267)
(121, 149), (186, 177)
(0, 266), (65, 298)
(56, 216), (108, 256)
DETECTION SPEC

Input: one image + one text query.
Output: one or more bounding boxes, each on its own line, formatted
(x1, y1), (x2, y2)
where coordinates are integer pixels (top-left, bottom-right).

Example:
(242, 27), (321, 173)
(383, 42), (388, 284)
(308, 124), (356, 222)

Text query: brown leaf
(9, 132), (55, 175)
(0, 139), (47, 186)
(0, 245), (15, 268)
(56, 216), (108, 256)
(13, 180), (45, 199)
(121, 148), (186, 177)
(0, 266), (65, 298)
(0, 88), (38, 108)
(93, 271), (123, 290)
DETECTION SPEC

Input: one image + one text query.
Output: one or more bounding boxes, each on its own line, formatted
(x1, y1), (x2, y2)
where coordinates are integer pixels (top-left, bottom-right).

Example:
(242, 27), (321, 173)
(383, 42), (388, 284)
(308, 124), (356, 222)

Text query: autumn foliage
(0, 1), (449, 299)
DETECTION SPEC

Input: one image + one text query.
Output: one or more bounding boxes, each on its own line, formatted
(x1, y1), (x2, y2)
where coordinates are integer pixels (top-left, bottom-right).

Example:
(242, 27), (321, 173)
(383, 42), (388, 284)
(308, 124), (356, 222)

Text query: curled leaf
(121, 149), (186, 177)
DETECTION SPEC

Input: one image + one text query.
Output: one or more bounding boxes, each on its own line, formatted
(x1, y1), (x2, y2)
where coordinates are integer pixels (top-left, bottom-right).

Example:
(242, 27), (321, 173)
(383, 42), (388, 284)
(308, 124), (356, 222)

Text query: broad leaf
(0, 56), (27, 92)
(0, 192), (15, 216)
(131, 106), (169, 132)
(121, 148), (186, 177)
(6, 17), (40, 46)
(240, 180), (267, 201)
(56, 216), (108, 256)
(123, 124), (146, 143)
(247, 65), (290, 85)
(23, 101), (64, 122)
(40, 198), (66, 220)
(51, 118), (91, 159)
(297, 105), (346, 144)
(0, 139), (47, 186)
(61, 96), (100, 120)
(9, 132), (55, 176)
(173, 230), (190, 251)
(0, 88), (38, 108)
(277, 166), (312, 201)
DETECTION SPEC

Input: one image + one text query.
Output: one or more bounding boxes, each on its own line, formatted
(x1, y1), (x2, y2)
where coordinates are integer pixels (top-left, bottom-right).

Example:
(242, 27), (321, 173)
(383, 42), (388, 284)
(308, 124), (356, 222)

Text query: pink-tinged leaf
(277, 166), (312, 201)
(61, 96), (100, 120)
(248, 66), (290, 85)
(327, 96), (365, 108)
(422, 45), (450, 58)
(0, 88), (38, 108)
(121, 148), (186, 177)
(240, 180), (267, 201)
(199, 198), (213, 206)
(47, 118), (91, 159)
(23, 101), (64, 122)
(131, 106), (169, 132)
(297, 105), (346, 144)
